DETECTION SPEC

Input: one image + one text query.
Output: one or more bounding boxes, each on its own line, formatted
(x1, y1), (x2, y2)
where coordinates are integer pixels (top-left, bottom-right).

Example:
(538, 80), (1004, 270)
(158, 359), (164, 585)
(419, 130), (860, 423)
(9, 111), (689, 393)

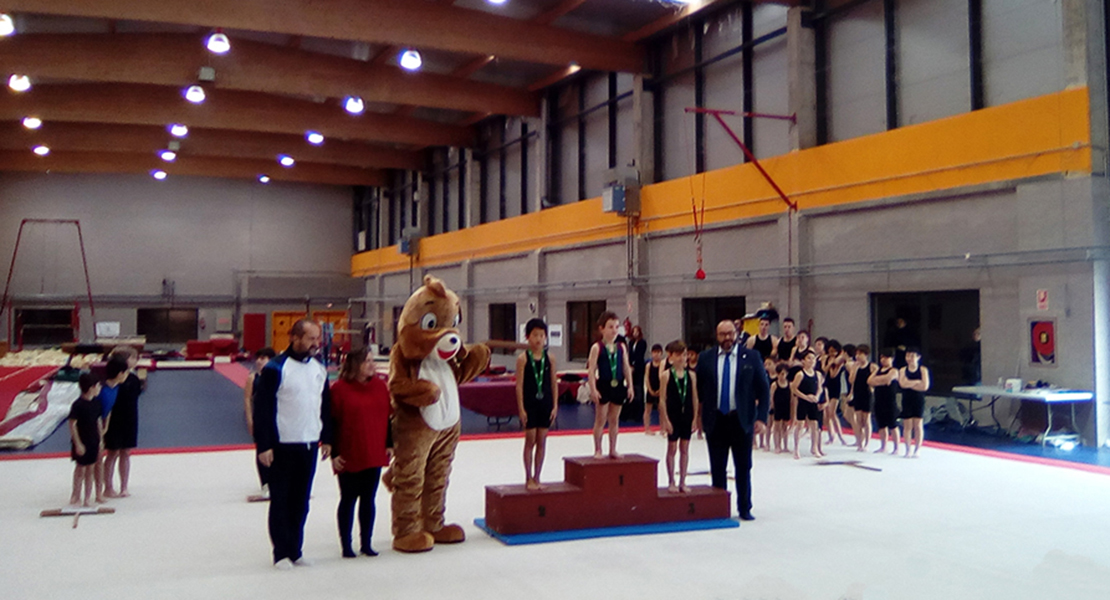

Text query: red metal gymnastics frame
(684, 107), (798, 211)
(1, 219), (97, 344)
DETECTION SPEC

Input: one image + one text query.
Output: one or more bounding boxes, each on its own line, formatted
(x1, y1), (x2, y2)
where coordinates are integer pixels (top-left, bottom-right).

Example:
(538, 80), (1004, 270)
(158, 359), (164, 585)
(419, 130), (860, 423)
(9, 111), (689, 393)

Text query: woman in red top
(329, 348), (392, 558)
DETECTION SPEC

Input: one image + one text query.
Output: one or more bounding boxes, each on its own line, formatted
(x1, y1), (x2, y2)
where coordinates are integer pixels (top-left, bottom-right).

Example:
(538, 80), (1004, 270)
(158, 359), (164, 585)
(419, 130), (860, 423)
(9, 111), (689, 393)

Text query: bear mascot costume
(387, 275), (490, 553)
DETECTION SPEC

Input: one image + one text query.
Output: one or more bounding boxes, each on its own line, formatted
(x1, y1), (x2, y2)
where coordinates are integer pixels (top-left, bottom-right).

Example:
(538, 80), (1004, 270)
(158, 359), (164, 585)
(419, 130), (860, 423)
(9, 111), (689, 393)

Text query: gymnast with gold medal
(587, 311), (635, 459)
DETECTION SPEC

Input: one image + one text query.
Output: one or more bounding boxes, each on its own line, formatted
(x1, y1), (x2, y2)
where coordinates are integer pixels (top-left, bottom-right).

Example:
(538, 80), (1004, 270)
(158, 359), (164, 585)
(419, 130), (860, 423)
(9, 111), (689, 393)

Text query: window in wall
(682, 296), (746, 353)
(137, 308), (198, 344)
(568, 300), (608, 361)
(488, 303), (517, 355)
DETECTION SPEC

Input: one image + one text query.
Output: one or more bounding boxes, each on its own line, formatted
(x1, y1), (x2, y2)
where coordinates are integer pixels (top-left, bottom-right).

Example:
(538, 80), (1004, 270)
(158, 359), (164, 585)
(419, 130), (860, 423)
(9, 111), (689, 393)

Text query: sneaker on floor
(274, 558), (293, 571)
(292, 557), (313, 567)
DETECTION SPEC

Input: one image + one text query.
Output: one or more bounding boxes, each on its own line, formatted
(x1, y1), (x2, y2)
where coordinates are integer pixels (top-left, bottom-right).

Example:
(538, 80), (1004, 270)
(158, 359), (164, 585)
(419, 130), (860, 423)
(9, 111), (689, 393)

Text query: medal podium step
(483, 453), (731, 535)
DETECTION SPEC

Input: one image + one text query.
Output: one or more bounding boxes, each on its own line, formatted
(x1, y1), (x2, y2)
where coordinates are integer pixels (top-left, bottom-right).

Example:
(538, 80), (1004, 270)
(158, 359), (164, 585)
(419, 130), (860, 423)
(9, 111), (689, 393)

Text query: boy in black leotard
(847, 345), (876, 452)
(868, 349), (901, 455)
(770, 363), (792, 454)
(517, 319), (560, 490)
(587, 311), (634, 459)
(659, 340), (700, 493)
(790, 349), (826, 459)
(643, 344), (664, 436)
(898, 348), (930, 458)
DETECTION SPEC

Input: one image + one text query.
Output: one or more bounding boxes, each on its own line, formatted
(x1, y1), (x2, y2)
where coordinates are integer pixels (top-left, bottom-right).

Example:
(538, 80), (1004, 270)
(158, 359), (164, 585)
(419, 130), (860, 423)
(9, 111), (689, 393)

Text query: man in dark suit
(696, 320), (770, 521)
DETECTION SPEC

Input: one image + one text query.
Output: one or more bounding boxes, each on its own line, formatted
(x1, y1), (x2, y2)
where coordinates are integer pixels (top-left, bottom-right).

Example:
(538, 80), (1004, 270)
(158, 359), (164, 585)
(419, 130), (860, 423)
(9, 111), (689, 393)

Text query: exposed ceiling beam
(0, 121), (423, 171)
(0, 83), (474, 148)
(4, 0), (645, 73)
(0, 34), (540, 117)
(0, 150), (387, 186)
(533, 0), (589, 26)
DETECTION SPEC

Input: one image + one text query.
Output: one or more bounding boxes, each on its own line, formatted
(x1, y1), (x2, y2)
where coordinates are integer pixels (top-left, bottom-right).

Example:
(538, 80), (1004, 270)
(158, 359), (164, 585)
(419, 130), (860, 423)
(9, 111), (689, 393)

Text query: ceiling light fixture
(305, 131), (325, 145)
(184, 85), (206, 103)
(487, 0), (508, 5)
(32, 145), (50, 156)
(22, 116), (41, 130)
(277, 154), (295, 167)
(399, 49), (422, 71)
(343, 96), (364, 114)
(206, 29), (231, 54)
(258, 175), (271, 183)
(8, 74), (31, 92)
(160, 150), (177, 162)
(168, 124), (189, 137)
(151, 170), (168, 180)
(0, 13), (15, 37)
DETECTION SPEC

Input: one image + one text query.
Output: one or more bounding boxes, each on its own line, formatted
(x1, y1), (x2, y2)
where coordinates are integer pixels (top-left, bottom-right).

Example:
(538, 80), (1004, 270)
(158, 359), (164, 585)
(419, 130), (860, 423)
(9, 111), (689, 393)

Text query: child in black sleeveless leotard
(517, 319), (560, 490)
(587, 311), (633, 459)
(790, 349), (826, 459)
(659, 340), (700, 492)
(898, 349), (930, 458)
(643, 344), (664, 436)
(770, 363), (792, 454)
(868, 349), (901, 455)
(848, 345), (877, 451)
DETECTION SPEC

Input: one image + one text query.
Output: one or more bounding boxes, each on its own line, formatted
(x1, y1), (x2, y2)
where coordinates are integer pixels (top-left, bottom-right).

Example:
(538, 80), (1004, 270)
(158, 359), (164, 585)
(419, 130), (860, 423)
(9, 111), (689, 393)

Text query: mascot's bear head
(396, 275), (463, 363)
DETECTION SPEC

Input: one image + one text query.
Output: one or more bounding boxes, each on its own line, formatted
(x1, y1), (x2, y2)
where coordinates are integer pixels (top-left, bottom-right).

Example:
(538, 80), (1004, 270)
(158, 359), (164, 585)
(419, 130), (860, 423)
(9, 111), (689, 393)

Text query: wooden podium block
(483, 453), (731, 536)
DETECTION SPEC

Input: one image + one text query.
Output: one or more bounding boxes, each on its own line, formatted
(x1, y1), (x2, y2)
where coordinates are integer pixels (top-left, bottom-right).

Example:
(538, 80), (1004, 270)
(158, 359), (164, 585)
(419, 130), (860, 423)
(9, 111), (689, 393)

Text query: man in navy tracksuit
(254, 319), (333, 570)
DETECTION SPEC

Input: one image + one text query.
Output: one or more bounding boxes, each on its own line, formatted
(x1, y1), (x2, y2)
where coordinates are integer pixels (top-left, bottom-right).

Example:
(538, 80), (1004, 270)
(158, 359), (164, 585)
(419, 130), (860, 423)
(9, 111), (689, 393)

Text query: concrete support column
(779, 211), (803, 324)
(632, 75), (655, 185)
(787, 6), (818, 151)
(461, 259), (475, 343)
(464, 149), (483, 228)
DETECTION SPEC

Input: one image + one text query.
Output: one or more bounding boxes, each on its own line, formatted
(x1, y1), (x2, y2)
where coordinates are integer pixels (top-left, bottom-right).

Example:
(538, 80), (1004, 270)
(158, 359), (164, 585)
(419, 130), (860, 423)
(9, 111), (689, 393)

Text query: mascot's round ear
(423, 275), (448, 299)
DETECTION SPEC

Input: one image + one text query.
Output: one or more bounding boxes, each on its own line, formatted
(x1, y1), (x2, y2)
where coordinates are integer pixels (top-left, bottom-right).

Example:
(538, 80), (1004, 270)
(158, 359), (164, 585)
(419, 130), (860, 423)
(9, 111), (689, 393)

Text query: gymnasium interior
(1, 1), (1109, 598)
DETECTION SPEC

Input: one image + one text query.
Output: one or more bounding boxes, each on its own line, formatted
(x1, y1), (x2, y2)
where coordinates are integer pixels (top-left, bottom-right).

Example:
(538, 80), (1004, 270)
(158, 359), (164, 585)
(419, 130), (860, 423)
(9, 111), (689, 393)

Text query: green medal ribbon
(606, 343), (620, 387)
(531, 352), (546, 400)
(671, 368), (688, 412)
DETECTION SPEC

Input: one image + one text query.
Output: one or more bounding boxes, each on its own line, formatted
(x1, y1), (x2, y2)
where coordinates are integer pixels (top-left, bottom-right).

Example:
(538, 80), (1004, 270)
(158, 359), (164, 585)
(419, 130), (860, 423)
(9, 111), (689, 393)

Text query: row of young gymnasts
(638, 317), (932, 462)
(513, 313), (930, 496)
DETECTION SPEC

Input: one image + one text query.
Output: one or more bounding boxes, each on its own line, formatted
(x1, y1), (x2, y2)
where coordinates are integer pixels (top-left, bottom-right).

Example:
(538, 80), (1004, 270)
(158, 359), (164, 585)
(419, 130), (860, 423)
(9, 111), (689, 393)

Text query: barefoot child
(791, 350), (826, 459)
(771, 363), (792, 454)
(68, 373), (104, 508)
(898, 348), (930, 458)
(847, 345), (876, 451)
(103, 346), (143, 498)
(588, 312), (634, 458)
(95, 357), (129, 501)
(822, 340), (848, 446)
(516, 319), (559, 489)
(643, 344), (664, 435)
(659, 341), (700, 492)
(868, 349), (900, 455)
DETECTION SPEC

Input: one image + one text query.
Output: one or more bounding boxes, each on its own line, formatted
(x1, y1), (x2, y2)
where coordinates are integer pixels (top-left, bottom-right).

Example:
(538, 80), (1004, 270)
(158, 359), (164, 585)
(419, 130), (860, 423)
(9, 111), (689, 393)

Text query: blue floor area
(23, 369), (253, 454)
(12, 370), (1107, 470)
(923, 420), (1110, 468)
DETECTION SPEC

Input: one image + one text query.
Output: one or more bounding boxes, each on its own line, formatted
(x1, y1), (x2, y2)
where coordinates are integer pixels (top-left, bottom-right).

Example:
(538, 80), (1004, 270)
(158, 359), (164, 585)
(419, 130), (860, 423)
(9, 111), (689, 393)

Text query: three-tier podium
(476, 453), (737, 544)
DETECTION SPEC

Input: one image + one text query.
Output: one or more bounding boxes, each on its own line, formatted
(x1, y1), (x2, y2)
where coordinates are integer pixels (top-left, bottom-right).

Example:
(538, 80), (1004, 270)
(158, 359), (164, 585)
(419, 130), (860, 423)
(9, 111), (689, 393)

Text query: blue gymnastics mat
(473, 517), (740, 546)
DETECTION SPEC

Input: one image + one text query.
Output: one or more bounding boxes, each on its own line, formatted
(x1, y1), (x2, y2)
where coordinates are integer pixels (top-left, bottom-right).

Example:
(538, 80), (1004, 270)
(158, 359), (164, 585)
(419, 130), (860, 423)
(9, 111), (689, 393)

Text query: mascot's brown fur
(386, 275), (490, 553)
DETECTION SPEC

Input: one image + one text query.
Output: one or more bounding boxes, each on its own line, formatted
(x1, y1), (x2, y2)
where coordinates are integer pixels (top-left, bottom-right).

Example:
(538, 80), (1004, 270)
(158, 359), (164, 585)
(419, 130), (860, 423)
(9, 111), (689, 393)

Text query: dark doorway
(137, 308), (198, 344)
(568, 300), (607, 360)
(15, 308), (76, 346)
(488, 303), (517, 355)
(682, 296), (746, 352)
(870, 290), (979, 394)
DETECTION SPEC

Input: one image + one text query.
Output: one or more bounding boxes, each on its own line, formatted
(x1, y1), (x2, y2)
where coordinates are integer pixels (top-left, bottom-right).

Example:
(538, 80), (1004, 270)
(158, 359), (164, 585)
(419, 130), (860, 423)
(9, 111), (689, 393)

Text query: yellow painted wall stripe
(352, 88), (1091, 278)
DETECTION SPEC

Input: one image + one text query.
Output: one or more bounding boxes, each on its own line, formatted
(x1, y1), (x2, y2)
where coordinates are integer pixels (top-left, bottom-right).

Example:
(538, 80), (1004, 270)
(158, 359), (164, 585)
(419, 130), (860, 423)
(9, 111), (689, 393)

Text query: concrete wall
(0, 172), (356, 342)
